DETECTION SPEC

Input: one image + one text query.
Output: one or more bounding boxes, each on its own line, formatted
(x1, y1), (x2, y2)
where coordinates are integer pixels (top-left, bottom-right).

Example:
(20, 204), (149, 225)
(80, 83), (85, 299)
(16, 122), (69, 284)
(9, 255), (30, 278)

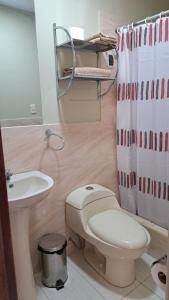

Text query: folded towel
(63, 67), (112, 77)
(89, 37), (116, 47)
(85, 32), (116, 43)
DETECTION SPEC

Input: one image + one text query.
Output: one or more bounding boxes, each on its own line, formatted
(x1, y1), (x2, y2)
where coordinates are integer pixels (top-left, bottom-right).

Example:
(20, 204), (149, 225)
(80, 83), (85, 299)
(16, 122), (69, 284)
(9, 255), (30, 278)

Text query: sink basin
(8, 171), (54, 300)
(7, 171), (54, 210)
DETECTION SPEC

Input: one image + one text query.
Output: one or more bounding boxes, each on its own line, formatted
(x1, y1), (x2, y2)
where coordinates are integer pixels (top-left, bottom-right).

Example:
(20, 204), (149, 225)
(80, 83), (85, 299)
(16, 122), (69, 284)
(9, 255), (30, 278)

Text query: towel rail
(44, 129), (64, 151)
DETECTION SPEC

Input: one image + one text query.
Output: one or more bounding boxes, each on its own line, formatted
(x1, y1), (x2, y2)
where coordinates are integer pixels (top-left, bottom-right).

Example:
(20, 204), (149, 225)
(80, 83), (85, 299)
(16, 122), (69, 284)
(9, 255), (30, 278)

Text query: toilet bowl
(65, 184), (151, 287)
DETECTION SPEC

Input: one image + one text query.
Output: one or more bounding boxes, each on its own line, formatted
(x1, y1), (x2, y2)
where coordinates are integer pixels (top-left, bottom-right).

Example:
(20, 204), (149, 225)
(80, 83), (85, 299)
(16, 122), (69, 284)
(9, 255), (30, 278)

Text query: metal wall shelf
(57, 38), (117, 53)
(59, 74), (116, 81)
(53, 24), (118, 98)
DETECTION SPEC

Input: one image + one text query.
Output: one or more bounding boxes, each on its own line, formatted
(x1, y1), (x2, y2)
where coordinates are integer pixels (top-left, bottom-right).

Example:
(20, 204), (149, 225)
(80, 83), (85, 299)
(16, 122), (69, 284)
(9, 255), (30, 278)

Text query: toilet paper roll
(151, 260), (167, 291)
(69, 27), (84, 40)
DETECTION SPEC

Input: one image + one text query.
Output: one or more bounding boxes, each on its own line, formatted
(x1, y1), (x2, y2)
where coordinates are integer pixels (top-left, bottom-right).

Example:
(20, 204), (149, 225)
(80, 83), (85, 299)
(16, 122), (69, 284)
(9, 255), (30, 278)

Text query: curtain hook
(159, 12), (163, 19)
(117, 27), (121, 34)
(131, 22), (134, 31)
(145, 17), (149, 26)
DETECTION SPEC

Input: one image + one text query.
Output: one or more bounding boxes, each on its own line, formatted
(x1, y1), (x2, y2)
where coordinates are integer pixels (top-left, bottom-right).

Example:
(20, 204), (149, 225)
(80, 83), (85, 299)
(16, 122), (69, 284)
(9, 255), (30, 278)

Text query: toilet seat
(88, 209), (148, 249)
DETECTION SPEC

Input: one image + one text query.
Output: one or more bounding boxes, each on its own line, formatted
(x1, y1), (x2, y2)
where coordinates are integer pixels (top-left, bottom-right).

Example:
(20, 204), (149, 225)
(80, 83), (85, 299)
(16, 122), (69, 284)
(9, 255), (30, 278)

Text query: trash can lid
(38, 233), (67, 253)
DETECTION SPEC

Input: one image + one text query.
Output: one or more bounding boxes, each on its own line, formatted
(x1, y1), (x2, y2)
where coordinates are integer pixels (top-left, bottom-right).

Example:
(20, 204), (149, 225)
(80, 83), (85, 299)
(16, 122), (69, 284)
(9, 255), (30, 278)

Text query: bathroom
(0, 0), (169, 299)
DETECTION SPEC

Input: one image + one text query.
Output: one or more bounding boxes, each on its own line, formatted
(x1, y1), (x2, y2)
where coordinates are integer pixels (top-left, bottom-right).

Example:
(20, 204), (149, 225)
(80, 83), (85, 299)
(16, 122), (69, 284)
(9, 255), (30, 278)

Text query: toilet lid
(88, 209), (148, 249)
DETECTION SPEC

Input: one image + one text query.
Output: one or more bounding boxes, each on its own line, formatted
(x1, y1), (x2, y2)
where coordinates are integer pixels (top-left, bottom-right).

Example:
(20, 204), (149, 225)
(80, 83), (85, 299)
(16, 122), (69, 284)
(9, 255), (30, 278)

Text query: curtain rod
(115, 9), (169, 33)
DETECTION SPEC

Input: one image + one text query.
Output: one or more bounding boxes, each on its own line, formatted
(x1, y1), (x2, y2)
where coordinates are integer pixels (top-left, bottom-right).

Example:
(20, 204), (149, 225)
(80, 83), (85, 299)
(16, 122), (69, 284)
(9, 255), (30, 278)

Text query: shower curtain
(117, 16), (169, 228)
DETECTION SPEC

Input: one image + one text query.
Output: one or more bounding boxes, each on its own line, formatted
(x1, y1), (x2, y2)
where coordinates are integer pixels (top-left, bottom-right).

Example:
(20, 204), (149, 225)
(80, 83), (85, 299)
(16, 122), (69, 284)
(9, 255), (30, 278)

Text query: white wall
(34, 1), (60, 123)
(0, 5), (42, 120)
(55, 0), (169, 38)
(34, 0), (169, 124)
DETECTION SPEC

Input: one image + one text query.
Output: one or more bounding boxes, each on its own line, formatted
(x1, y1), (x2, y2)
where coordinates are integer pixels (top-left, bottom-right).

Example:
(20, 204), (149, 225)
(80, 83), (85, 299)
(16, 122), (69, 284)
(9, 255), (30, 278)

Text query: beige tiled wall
(2, 88), (118, 272)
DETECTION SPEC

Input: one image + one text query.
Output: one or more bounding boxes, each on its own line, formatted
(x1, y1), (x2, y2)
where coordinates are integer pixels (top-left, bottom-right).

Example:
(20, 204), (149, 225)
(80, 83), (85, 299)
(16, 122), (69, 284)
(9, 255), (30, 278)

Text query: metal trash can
(38, 233), (68, 290)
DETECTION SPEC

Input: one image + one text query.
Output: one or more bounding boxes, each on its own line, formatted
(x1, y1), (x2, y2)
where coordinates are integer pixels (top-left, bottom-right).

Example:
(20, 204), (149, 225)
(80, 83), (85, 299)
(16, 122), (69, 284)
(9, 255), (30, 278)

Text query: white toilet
(65, 184), (151, 287)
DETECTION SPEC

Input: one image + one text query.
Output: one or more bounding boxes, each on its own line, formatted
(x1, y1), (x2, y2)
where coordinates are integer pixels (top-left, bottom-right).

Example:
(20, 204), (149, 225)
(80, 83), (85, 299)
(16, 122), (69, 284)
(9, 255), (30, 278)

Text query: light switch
(30, 104), (37, 114)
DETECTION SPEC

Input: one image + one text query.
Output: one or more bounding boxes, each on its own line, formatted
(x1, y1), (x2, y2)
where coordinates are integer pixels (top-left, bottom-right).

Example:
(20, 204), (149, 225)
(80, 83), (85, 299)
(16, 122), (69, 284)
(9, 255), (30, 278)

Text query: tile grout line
(37, 286), (51, 300)
(38, 286), (51, 300)
(69, 259), (142, 300)
(141, 273), (152, 284)
(121, 281), (143, 299)
(123, 258), (156, 298)
(42, 289), (51, 300)
(121, 283), (162, 300)
(141, 285), (163, 300)
(35, 275), (54, 300)
(141, 275), (165, 300)
(43, 290), (54, 300)
(136, 271), (152, 284)
(69, 262), (108, 300)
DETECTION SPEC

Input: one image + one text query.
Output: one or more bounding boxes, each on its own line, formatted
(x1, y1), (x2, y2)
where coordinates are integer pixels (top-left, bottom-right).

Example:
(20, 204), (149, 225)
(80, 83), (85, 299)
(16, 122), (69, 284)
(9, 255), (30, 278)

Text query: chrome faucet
(5, 169), (13, 181)
(5, 169), (14, 188)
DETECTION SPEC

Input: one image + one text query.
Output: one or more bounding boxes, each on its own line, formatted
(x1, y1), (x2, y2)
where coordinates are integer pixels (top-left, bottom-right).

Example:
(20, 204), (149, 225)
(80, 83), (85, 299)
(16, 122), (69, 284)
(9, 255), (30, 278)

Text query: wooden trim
(166, 232), (169, 300)
(0, 224), (9, 300)
(0, 127), (18, 300)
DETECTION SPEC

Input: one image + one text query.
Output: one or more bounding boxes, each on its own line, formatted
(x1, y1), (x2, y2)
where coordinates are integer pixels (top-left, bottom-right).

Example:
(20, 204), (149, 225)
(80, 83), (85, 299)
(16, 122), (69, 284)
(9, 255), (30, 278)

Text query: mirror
(0, 3), (116, 126)
(0, 4), (42, 127)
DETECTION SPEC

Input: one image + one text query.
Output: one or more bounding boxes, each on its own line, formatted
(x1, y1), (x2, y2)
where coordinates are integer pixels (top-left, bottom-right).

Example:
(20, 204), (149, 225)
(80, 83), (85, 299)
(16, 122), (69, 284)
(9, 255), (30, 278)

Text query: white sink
(8, 171), (54, 210)
(8, 171), (54, 300)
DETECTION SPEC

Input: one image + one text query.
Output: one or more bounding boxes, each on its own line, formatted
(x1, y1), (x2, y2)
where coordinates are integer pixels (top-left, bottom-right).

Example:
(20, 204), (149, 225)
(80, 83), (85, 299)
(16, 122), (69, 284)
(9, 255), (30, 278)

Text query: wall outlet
(30, 104), (37, 114)
(104, 50), (114, 68)
(108, 54), (114, 66)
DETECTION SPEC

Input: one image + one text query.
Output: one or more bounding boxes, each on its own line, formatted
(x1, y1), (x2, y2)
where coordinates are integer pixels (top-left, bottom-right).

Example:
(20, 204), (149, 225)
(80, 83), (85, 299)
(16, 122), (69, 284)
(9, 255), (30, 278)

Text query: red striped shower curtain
(117, 17), (169, 228)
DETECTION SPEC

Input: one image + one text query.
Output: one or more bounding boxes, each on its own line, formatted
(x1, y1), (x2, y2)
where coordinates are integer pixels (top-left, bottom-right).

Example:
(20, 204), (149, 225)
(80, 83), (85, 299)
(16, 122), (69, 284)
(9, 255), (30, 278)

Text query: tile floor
(36, 249), (165, 300)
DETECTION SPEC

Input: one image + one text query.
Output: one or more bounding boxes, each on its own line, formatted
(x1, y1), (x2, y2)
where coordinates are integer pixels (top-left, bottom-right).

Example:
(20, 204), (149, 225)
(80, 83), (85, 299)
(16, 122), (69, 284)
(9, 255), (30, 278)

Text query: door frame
(0, 126), (18, 300)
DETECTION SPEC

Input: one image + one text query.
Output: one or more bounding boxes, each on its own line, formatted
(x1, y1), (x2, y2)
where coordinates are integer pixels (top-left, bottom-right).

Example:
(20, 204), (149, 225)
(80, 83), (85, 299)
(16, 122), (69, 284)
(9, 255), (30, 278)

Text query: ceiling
(0, 0), (34, 12)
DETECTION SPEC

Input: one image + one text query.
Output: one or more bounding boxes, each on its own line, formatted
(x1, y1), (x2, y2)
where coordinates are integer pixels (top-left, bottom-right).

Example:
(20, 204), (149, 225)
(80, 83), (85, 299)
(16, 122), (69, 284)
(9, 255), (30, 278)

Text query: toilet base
(84, 242), (135, 287)
(105, 255), (135, 287)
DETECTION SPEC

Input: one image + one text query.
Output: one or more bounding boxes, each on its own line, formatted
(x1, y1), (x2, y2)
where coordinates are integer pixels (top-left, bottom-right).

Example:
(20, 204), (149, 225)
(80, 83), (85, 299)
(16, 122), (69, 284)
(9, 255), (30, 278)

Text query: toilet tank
(66, 184), (116, 209)
(65, 184), (119, 235)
